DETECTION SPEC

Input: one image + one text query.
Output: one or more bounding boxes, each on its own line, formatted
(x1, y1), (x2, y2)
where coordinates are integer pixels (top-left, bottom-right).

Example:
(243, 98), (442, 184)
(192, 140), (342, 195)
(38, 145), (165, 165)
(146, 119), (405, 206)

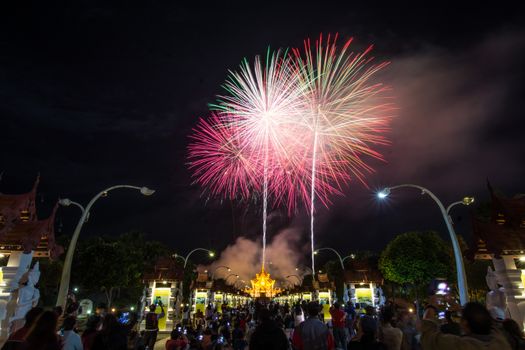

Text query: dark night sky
(1, 2), (524, 264)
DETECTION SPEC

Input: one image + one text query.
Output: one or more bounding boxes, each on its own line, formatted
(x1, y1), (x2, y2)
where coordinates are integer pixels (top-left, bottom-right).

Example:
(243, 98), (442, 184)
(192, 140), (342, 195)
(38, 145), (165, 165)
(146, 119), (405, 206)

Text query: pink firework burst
(291, 33), (394, 208)
(187, 114), (261, 200)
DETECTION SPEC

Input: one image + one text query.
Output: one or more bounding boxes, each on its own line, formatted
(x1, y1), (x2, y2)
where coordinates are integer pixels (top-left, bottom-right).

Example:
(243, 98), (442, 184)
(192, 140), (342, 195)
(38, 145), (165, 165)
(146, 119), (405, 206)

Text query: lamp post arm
(341, 255), (353, 264)
(446, 201), (463, 215)
(184, 248), (213, 268)
(316, 247), (345, 270)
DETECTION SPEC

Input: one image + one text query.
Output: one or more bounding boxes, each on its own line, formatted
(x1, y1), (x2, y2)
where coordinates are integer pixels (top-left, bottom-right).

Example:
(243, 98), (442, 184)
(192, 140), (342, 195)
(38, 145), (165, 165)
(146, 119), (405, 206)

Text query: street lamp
(225, 274), (239, 284)
(173, 248), (215, 269)
(377, 184), (474, 305)
(313, 247), (354, 270)
(172, 248), (215, 318)
(211, 265), (231, 280)
(285, 275), (302, 285)
(56, 185), (155, 307)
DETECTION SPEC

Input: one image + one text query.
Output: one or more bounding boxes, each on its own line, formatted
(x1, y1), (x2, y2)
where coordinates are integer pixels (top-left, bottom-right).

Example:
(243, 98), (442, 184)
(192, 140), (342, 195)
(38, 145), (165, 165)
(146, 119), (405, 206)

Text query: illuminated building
(143, 257), (184, 331)
(245, 267), (281, 298)
(343, 259), (384, 308)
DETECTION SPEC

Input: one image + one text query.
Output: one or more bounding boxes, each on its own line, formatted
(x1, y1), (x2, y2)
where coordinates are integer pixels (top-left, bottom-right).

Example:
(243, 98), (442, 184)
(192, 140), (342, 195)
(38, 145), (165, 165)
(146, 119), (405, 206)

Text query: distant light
(87, 310), (92, 314)
(209, 252), (215, 257)
(409, 308), (414, 313)
(0, 253), (5, 258)
(130, 306), (135, 311)
(204, 270), (208, 273)
(73, 287), (79, 292)
(437, 282), (447, 290)
(111, 308), (116, 313)
(163, 280), (167, 285)
(227, 268), (231, 272)
(519, 257), (525, 262)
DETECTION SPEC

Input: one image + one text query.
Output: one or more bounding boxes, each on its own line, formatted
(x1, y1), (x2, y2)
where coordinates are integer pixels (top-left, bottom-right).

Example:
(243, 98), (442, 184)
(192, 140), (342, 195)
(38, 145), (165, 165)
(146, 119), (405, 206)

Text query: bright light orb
(377, 188), (390, 199)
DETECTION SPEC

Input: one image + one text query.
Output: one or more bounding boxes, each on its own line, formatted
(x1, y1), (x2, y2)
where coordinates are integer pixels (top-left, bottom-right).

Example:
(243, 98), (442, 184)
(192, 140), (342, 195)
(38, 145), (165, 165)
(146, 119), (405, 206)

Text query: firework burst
(187, 114), (260, 200)
(187, 34), (394, 273)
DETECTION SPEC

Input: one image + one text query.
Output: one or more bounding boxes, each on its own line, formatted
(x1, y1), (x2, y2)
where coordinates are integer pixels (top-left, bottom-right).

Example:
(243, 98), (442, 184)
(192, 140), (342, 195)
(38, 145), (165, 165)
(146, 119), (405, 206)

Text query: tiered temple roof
(245, 267), (281, 298)
(470, 183), (525, 259)
(143, 256), (184, 282)
(343, 259), (383, 284)
(0, 177), (63, 259)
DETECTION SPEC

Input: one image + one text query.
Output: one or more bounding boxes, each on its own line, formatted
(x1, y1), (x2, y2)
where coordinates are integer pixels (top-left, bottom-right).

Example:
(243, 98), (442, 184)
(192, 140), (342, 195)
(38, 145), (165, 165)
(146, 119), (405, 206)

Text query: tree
(379, 231), (453, 310)
(323, 260), (344, 302)
(71, 232), (170, 308)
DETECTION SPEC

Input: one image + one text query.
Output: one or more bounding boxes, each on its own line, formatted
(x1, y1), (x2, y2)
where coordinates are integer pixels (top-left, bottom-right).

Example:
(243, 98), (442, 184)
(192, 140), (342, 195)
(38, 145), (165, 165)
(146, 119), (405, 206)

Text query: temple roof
(343, 259), (383, 283)
(0, 177), (63, 259)
(470, 183), (525, 258)
(143, 256), (184, 281)
(0, 176), (39, 234)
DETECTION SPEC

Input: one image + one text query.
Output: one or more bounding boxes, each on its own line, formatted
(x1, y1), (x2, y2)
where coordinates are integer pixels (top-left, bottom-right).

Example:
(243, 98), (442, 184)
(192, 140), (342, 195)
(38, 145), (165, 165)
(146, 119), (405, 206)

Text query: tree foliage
(323, 260), (344, 301)
(379, 231), (452, 287)
(71, 231), (169, 307)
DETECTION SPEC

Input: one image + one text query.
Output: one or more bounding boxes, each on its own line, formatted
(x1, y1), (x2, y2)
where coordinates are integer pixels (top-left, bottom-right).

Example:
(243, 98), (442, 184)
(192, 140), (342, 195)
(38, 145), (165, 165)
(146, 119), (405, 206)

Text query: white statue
(11, 262), (41, 324)
(486, 266), (506, 319)
(377, 286), (386, 306)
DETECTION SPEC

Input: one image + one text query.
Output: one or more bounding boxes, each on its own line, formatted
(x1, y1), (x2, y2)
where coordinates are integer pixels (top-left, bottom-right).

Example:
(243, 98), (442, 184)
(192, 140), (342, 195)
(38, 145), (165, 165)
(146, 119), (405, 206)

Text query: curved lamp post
(285, 275), (302, 285)
(173, 248), (215, 319)
(56, 185), (155, 307)
(313, 247), (354, 270)
(225, 274), (239, 284)
(377, 184), (474, 305)
(211, 265), (231, 280)
(173, 248), (215, 269)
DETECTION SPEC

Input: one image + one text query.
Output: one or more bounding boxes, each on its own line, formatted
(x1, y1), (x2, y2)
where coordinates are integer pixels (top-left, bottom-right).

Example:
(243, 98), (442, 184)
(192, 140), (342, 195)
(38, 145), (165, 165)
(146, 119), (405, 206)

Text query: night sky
(1, 3), (524, 265)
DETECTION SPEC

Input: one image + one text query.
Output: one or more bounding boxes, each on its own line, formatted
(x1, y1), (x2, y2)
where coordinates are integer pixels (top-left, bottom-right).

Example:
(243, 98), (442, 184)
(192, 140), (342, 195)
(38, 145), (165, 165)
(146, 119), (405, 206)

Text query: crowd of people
(2, 298), (525, 350)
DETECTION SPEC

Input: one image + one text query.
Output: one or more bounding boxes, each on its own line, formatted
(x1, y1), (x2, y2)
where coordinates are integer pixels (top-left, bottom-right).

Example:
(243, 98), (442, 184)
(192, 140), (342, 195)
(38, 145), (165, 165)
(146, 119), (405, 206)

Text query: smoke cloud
(204, 227), (304, 286)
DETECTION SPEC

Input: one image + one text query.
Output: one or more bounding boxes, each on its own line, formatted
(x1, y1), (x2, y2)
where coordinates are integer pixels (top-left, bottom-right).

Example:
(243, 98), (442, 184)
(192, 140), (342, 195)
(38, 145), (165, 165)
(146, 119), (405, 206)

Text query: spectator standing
(292, 302), (334, 350)
(61, 316), (83, 350)
(330, 303), (347, 350)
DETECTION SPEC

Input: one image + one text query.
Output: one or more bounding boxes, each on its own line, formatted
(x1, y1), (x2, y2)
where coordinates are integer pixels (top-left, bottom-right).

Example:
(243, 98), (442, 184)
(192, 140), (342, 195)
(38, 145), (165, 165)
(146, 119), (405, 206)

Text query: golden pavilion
(245, 266), (281, 298)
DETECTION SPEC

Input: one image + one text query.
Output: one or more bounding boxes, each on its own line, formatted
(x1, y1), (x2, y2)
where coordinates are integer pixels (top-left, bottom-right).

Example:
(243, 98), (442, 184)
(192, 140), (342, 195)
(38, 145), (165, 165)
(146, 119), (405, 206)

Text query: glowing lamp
(140, 187), (155, 196)
(462, 196), (475, 206)
(377, 188), (390, 199)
